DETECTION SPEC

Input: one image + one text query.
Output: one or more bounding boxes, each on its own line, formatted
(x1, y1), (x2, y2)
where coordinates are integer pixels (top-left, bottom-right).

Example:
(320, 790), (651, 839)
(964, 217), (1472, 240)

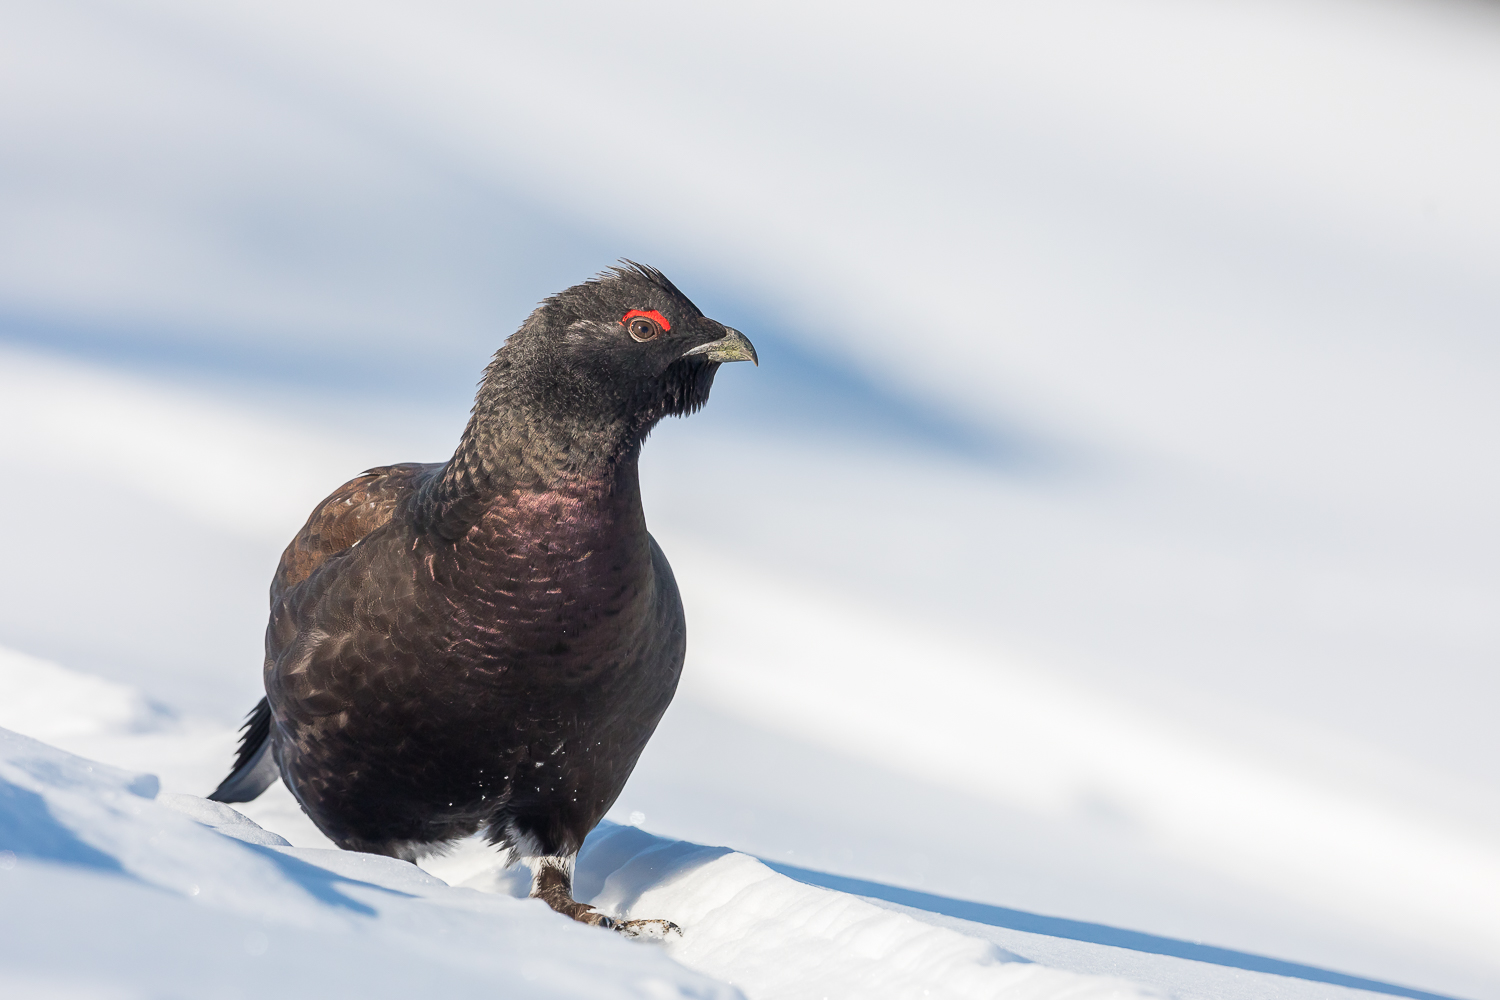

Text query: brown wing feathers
(272, 463), (434, 600)
(209, 463), (433, 803)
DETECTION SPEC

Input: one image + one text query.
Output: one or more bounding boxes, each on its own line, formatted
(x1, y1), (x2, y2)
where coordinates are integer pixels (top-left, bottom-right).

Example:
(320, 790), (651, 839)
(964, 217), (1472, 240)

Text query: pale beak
(682, 327), (758, 366)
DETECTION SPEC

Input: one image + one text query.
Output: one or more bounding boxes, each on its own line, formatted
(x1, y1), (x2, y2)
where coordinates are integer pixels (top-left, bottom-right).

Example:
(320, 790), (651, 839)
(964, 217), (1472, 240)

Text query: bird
(208, 262), (756, 935)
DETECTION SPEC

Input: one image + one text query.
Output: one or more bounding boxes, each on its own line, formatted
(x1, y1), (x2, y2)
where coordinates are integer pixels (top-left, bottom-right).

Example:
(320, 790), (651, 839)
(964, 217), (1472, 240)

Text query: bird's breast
(430, 486), (659, 670)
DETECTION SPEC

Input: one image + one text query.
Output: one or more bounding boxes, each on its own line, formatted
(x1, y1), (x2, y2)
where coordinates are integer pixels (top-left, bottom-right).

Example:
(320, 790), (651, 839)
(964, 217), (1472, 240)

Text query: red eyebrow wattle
(621, 309), (670, 331)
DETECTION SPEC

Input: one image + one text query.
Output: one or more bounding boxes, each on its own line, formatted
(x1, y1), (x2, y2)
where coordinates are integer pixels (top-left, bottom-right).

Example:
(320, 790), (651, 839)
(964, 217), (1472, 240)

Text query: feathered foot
(530, 858), (680, 938)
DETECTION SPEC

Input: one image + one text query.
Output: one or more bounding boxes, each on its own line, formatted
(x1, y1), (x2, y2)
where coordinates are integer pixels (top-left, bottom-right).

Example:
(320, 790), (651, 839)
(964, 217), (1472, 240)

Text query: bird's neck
(418, 393), (647, 541)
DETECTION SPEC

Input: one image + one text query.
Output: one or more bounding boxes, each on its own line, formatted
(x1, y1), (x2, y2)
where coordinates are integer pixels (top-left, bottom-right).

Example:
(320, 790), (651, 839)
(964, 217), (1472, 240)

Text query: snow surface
(0, 659), (1158, 1000)
(0, 723), (736, 1000)
(2, 0), (1498, 997)
(1, 646), (1459, 1000)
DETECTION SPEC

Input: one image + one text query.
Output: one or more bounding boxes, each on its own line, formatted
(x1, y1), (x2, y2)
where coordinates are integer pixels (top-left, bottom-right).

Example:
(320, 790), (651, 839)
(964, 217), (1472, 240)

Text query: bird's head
(481, 262), (757, 439)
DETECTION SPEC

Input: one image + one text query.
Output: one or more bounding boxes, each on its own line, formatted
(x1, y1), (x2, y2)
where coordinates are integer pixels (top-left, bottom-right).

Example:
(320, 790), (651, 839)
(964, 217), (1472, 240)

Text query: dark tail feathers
(208, 698), (278, 803)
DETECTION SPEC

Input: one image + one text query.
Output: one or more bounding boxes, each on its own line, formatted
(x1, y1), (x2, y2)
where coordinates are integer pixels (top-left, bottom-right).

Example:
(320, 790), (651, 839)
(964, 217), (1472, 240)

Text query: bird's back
(271, 462), (437, 602)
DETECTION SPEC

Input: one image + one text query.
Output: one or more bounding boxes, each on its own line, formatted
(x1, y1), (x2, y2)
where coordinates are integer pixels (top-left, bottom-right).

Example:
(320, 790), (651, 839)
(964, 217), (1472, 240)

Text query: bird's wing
(271, 462), (437, 603)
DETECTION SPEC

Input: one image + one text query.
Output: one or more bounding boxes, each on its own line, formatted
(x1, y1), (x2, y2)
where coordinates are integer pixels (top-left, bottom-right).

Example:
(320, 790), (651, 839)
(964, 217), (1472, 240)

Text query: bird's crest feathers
(594, 259), (689, 301)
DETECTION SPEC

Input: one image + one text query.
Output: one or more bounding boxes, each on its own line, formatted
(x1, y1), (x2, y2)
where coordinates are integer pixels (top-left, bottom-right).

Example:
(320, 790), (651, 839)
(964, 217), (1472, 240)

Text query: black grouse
(209, 263), (756, 934)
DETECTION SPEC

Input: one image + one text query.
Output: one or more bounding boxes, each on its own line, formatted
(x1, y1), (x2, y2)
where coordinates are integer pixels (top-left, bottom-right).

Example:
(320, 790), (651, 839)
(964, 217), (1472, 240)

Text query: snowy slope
(0, 723), (734, 1000)
(1, 646), (1463, 1000)
(0, 670), (1155, 1000)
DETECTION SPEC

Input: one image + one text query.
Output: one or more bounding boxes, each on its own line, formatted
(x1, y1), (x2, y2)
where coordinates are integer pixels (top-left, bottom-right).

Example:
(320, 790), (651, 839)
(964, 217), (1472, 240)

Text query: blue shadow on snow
(238, 842), (403, 918)
(0, 773), (404, 918)
(0, 779), (126, 873)
(768, 862), (1468, 1000)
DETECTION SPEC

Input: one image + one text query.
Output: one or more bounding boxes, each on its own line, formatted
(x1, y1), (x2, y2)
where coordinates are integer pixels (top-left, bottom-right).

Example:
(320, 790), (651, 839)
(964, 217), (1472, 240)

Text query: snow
(0, 599), (1482, 999)
(670, 548), (1500, 963)
(0, 645), (169, 741)
(0, 688), (1153, 1000)
(0, 725), (736, 1000)
(580, 826), (1144, 1000)
(2, 0), (1498, 997)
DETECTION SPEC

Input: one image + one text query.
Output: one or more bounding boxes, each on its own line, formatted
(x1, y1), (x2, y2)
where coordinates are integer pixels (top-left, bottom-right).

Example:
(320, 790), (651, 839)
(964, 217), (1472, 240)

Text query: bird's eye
(621, 309), (669, 342)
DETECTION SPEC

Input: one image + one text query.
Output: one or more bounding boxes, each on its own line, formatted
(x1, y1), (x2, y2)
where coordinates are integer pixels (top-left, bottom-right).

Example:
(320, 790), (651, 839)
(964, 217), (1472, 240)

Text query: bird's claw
(615, 918), (681, 941)
(575, 908), (616, 930)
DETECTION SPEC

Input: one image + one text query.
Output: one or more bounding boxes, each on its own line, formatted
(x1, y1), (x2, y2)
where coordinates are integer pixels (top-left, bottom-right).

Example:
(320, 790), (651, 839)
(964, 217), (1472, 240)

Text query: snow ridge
(580, 824), (1156, 1000)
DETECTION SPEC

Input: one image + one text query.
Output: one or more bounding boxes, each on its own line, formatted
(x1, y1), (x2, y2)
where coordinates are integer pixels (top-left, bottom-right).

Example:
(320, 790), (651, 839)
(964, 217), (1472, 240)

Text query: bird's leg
(526, 855), (680, 939)
(529, 856), (614, 927)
